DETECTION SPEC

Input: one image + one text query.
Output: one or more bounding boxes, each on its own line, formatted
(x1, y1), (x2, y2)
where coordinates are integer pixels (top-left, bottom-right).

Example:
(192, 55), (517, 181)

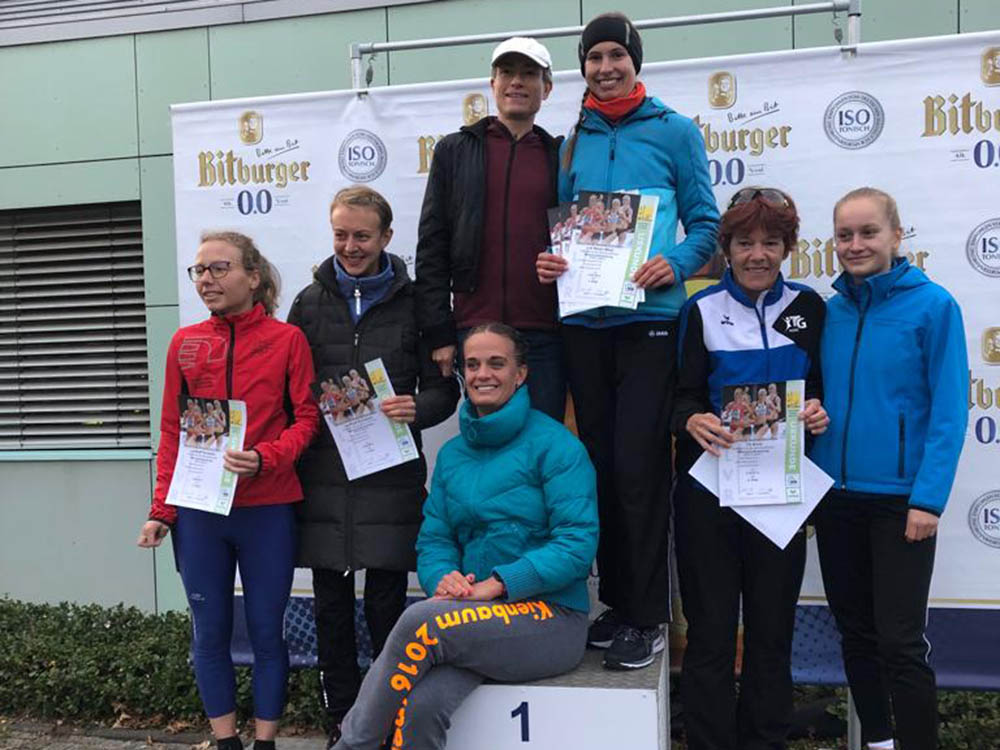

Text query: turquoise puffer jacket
(559, 96), (720, 326)
(416, 386), (598, 612)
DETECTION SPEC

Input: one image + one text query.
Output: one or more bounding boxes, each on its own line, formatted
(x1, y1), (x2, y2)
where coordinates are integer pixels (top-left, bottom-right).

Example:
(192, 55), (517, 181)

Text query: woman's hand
(380, 395), (417, 424)
(434, 570), (476, 599)
(799, 398), (830, 435)
(536, 252), (568, 284)
(431, 345), (457, 377)
(137, 520), (170, 548)
(632, 256), (675, 289)
(466, 576), (505, 601)
(686, 413), (735, 457)
(224, 448), (260, 476)
(905, 509), (938, 542)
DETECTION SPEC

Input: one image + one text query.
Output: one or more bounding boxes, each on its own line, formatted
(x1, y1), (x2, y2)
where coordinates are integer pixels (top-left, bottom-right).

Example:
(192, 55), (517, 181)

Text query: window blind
(0, 201), (150, 450)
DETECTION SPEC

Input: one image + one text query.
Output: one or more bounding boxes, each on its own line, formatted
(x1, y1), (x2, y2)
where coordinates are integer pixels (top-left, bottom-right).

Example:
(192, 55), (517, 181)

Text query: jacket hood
(580, 95), (674, 132)
(315, 252), (411, 298)
(459, 384), (531, 448)
(720, 268), (788, 308)
(832, 257), (928, 304)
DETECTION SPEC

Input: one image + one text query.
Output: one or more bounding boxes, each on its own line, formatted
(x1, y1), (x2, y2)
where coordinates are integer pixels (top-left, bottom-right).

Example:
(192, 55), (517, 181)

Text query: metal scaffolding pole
(349, 0), (857, 89)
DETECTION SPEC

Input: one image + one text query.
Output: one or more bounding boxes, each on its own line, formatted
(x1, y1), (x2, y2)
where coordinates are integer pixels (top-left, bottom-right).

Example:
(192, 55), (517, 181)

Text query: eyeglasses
(727, 187), (790, 210)
(187, 261), (236, 281)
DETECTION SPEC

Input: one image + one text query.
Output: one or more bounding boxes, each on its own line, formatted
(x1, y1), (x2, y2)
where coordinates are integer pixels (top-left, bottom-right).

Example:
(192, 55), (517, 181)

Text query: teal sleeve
(668, 118), (720, 281)
(909, 294), (968, 514)
(416, 459), (462, 597)
(492, 436), (598, 601)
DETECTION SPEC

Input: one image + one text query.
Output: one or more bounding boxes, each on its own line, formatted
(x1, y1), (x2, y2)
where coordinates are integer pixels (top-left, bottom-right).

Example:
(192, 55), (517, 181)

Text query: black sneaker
(326, 723), (342, 749)
(587, 608), (623, 649)
(603, 624), (664, 670)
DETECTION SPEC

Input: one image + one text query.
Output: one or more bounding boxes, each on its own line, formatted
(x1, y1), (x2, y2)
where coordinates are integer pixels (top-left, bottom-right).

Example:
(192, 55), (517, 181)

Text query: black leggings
(815, 490), (937, 749)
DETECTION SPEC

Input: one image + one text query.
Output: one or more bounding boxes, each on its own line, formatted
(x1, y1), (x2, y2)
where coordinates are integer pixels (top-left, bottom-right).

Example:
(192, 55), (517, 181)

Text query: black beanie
(578, 14), (643, 75)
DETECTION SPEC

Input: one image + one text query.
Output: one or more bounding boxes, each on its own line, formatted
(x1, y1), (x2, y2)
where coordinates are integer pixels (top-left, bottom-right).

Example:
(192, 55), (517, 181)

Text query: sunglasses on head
(727, 187), (790, 210)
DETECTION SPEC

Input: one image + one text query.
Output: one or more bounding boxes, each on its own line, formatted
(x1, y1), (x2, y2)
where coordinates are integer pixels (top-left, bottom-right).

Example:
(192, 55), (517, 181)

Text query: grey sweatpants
(334, 597), (588, 750)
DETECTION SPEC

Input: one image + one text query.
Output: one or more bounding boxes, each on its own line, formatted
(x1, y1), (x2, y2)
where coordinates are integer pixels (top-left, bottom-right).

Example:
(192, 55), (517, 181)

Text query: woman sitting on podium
(671, 188), (829, 750)
(332, 322), (598, 750)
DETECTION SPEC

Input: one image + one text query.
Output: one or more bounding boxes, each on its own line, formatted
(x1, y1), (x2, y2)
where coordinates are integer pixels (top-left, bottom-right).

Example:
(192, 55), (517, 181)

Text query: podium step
(447, 648), (669, 749)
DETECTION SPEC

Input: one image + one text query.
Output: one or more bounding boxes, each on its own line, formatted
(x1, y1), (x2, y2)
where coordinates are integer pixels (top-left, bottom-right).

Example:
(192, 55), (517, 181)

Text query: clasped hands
(433, 570), (505, 601)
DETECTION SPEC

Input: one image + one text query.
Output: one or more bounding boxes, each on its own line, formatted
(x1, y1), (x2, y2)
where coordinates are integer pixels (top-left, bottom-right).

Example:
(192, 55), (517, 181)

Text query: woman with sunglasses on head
(671, 188), (829, 750)
(536, 11), (720, 670)
(137, 232), (319, 750)
(811, 188), (968, 750)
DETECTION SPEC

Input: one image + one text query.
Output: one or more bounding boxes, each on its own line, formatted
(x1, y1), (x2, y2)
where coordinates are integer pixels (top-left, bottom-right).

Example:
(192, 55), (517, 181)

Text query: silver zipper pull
(354, 286), (361, 316)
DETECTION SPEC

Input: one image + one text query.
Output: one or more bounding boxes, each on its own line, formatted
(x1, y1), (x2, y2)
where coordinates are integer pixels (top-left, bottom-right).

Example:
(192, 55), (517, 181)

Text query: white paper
(690, 451), (833, 549)
(166, 397), (246, 515)
(549, 191), (657, 318)
(319, 358), (419, 481)
(718, 380), (805, 506)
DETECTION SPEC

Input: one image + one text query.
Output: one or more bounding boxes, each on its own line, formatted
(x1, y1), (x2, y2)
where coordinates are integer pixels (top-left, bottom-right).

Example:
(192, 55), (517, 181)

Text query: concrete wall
(0, 0), (994, 611)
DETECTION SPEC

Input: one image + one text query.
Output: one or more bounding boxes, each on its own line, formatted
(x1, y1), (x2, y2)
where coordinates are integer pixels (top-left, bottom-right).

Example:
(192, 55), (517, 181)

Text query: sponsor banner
(172, 31), (1000, 608)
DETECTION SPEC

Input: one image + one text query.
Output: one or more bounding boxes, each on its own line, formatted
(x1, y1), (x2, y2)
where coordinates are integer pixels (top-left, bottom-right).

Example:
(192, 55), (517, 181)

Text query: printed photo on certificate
(718, 379), (804, 507)
(547, 190), (657, 317)
(166, 396), (247, 515)
(318, 358), (418, 481)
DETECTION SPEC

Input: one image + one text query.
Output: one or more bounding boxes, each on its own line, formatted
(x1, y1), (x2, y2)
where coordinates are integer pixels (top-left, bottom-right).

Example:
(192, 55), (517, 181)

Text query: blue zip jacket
(811, 259), (968, 515)
(416, 386), (598, 612)
(558, 96), (720, 327)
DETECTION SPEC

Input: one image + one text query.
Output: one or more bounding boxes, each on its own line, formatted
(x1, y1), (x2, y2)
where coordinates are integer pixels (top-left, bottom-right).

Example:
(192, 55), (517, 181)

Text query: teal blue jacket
(559, 96), (720, 327)
(416, 386), (598, 612)
(811, 259), (968, 515)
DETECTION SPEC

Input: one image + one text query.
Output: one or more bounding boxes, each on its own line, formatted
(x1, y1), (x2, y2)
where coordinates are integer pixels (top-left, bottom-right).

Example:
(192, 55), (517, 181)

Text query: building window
(0, 202), (150, 450)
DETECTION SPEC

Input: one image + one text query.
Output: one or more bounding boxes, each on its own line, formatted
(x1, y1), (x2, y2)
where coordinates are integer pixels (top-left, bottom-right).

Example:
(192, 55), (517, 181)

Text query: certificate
(317, 358), (419, 481)
(166, 396), (246, 515)
(548, 190), (657, 318)
(718, 380), (805, 507)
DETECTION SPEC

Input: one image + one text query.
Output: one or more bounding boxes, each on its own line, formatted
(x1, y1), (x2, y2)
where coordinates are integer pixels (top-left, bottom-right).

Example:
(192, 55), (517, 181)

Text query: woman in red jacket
(137, 231), (319, 750)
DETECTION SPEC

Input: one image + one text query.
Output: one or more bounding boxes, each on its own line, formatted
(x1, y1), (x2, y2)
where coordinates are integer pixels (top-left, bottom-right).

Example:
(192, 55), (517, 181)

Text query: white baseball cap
(491, 36), (552, 70)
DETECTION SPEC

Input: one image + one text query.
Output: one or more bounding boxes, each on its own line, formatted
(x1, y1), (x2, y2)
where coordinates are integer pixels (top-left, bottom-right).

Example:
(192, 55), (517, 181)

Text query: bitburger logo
(982, 47), (1000, 86)
(708, 72), (736, 109)
(983, 327), (1000, 365)
(823, 91), (885, 150)
(239, 111), (263, 145)
(966, 218), (1000, 278)
(968, 490), (1000, 549)
(463, 93), (489, 126)
(338, 129), (387, 182)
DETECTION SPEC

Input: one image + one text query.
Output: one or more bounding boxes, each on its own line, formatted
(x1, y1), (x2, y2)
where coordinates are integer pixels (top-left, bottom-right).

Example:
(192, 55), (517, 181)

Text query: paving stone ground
(0, 723), (325, 750)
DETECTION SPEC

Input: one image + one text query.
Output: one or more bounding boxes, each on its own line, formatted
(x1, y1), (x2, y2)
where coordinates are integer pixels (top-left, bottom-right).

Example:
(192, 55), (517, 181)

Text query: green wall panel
(209, 10), (388, 100)
(795, 0), (958, 49)
(145, 304), (180, 454)
(387, 0), (580, 85)
(0, 36), (138, 167)
(582, 0), (793, 63)
(0, 158), (139, 210)
(0, 460), (156, 610)
(141, 156), (180, 307)
(960, 0), (999, 33)
(137, 29), (210, 156)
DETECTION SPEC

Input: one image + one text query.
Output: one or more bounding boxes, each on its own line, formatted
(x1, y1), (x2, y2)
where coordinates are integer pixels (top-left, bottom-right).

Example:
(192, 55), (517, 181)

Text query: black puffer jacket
(414, 116), (562, 349)
(288, 253), (459, 572)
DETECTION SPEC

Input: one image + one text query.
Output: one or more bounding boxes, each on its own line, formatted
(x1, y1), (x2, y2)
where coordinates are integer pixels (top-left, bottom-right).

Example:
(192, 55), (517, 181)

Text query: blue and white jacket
(810, 259), (968, 515)
(672, 270), (825, 474)
(559, 96), (720, 327)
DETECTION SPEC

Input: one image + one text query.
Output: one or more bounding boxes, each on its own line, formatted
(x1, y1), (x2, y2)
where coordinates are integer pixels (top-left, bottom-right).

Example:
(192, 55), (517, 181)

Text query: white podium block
(447, 648), (669, 750)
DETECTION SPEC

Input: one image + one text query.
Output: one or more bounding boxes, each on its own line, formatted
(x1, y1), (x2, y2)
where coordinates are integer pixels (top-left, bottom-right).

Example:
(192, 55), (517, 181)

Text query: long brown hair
(199, 231), (281, 315)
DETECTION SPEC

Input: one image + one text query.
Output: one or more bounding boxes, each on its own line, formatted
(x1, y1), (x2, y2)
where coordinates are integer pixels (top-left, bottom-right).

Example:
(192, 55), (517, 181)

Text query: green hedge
(1, 597), (997, 744)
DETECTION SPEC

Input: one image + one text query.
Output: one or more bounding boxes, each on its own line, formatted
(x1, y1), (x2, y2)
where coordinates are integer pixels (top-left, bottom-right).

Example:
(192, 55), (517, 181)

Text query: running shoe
(603, 624), (664, 670)
(587, 608), (623, 649)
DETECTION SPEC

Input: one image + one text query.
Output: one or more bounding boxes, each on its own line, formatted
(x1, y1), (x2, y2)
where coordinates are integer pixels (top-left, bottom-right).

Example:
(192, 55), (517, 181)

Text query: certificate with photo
(718, 380), (805, 507)
(166, 396), (247, 515)
(318, 358), (419, 481)
(547, 190), (657, 318)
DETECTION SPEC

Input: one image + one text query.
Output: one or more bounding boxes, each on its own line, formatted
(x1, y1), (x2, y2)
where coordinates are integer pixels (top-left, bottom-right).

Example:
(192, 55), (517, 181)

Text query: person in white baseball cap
(415, 36), (570, 423)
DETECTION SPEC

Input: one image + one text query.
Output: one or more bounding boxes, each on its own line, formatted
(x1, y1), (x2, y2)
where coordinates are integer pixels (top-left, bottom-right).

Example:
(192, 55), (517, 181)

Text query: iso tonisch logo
(338, 129), (387, 182)
(968, 490), (1000, 549)
(966, 218), (1000, 278)
(823, 91), (885, 150)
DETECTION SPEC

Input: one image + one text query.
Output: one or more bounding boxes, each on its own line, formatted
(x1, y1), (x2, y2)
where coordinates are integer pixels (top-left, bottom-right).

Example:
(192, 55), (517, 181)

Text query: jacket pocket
(897, 412), (906, 478)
